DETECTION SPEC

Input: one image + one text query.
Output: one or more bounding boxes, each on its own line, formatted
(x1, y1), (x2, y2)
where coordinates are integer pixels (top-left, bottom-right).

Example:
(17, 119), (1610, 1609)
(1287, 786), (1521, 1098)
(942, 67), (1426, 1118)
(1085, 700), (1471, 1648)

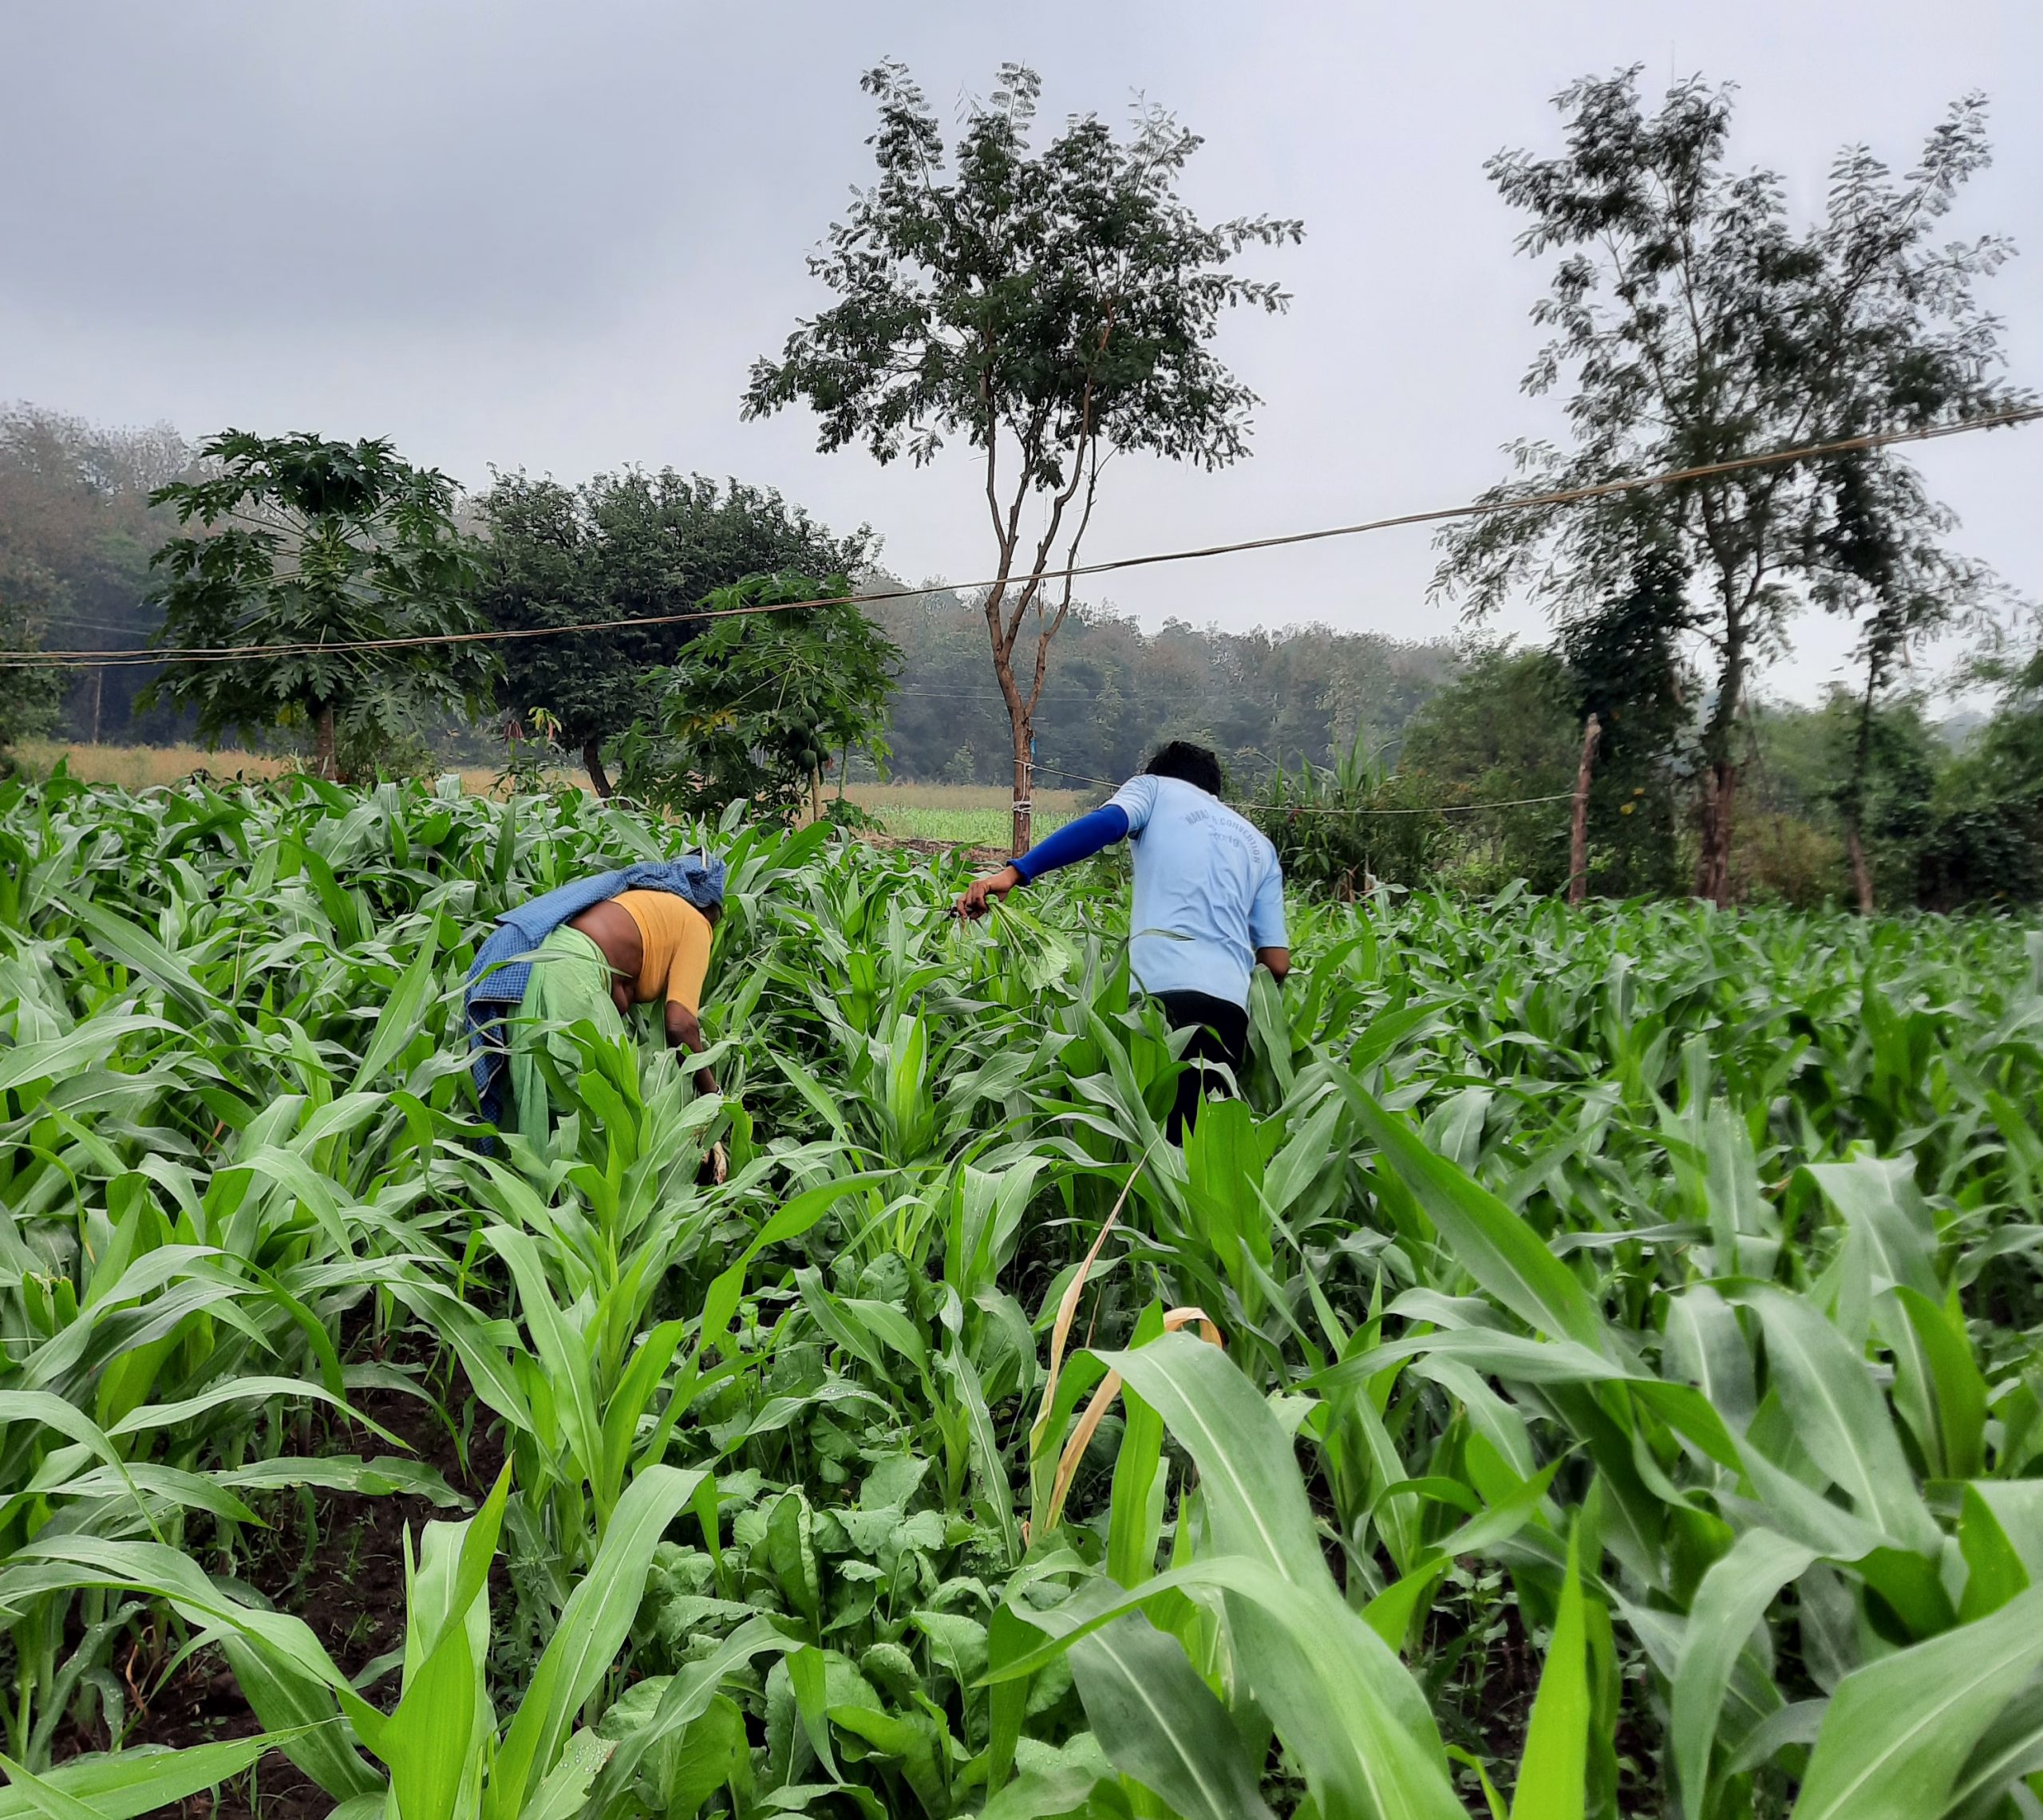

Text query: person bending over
(465, 855), (726, 1165)
(955, 741), (1288, 1139)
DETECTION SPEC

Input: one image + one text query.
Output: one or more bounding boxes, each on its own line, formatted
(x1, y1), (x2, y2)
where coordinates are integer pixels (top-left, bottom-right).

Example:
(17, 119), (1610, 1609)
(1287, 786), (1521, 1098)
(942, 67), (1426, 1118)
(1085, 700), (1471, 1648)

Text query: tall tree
(142, 432), (492, 780)
(1817, 448), (1999, 912)
(472, 470), (871, 797)
(745, 62), (1300, 852)
(1557, 535), (1695, 898)
(1433, 72), (2021, 905)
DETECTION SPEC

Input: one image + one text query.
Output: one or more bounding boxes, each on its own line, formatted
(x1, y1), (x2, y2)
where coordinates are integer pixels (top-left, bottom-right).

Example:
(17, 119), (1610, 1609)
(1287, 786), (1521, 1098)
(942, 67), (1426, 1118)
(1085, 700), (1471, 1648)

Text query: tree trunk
(1693, 601), (1750, 911)
(1694, 758), (1738, 908)
(1010, 713), (1033, 857)
(1847, 824), (1875, 916)
(810, 764), (823, 827)
(583, 738), (613, 799)
(1844, 673), (1880, 916)
(314, 702), (338, 781)
(88, 665), (105, 744)
(1567, 713), (1602, 906)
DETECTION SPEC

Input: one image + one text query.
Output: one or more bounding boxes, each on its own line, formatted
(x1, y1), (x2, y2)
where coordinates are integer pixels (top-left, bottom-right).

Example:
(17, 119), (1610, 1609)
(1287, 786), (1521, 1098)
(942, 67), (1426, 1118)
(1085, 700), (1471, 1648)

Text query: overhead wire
(3, 401), (2037, 671)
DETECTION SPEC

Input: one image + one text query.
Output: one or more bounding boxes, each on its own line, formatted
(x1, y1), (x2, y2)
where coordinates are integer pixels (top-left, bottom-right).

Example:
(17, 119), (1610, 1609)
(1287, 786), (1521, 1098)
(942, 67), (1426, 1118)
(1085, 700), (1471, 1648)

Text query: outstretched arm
(954, 804), (1132, 918)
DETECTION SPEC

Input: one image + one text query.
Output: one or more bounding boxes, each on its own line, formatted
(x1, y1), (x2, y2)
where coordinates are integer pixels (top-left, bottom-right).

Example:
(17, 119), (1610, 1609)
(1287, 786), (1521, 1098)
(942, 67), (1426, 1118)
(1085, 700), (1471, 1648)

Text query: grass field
(841, 780), (1086, 843)
(16, 742), (1087, 843)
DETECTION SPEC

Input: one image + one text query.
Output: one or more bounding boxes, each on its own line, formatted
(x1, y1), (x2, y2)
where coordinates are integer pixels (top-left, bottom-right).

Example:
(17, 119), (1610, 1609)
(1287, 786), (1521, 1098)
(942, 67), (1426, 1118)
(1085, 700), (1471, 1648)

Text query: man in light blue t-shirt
(955, 741), (1288, 1138)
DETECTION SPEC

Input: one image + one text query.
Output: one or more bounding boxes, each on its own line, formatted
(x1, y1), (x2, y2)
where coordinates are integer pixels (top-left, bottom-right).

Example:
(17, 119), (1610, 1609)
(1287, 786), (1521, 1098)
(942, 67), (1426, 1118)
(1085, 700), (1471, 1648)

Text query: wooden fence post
(1568, 713), (1602, 907)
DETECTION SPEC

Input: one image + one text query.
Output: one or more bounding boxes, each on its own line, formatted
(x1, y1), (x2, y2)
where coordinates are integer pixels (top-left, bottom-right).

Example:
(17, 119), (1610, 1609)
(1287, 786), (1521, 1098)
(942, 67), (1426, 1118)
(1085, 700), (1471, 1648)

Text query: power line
(1252, 790), (1576, 816)
(4, 403), (2036, 671)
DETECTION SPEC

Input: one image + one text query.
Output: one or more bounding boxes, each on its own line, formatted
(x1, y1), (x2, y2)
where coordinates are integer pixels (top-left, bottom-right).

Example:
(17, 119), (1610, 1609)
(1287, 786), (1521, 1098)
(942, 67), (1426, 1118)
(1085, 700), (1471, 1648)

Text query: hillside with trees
(867, 586), (1456, 788)
(0, 405), (196, 744)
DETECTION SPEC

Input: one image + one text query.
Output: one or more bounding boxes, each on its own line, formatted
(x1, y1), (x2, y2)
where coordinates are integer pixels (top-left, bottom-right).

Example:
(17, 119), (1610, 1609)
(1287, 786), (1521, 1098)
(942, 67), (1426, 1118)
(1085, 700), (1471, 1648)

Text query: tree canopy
(746, 61), (1300, 851)
(142, 432), (492, 780)
(1434, 71), (2023, 905)
(621, 573), (898, 823)
(471, 470), (871, 796)
(0, 407), (193, 744)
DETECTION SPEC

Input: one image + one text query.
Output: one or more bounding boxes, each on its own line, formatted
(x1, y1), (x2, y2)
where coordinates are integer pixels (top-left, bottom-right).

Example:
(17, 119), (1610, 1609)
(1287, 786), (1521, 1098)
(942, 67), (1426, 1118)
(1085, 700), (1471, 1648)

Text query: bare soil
(53, 1346), (503, 1820)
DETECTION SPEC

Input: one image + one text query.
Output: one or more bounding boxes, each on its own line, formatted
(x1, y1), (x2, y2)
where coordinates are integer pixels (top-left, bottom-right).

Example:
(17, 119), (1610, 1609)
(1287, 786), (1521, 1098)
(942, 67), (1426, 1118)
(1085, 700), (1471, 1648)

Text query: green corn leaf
(1106, 1305), (1169, 1591)
(1879, 1285), (1986, 1483)
(1099, 1333), (1464, 1820)
(0, 1752), (114, 1820)
(3, 1535), (382, 1741)
(1365, 1561), (1451, 1652)
(1510, 1523), (1590, 1820)
(1100, 1332), (1319, 1573)
(991, 1554), (1465, 1820)
(1745, 1288), (1940, 1554)
(1802, 1157), (1941, 1300)
(0, 1732), (313, 1820)
(220, 1633), (386, 1802)
(0, 1015), (175, 1093)
(1069, 1612), (1278, 1820)
(65, 898), (224, 1022)
(488, 1463), (705, 1819)
(1963, 1482), (2043, 1578)
(484, 1226), (605, 1490)
(788, 1644), (843, 1782)
(741, 1171), (895, 1267)
(1791, 1582), (2043, 1820)
(350, 922), (441, 1092)
(947, 1348), (1021, 1567)
(1941, 1679), (2043, 1820)
(1342, 1081), (1612, 1356)
(379, 1606), (476, 1820)
(1431, 1456), (1565, 1562)
(583, 1616), (802, 1814)
(1673, 1529), (1816, 1820)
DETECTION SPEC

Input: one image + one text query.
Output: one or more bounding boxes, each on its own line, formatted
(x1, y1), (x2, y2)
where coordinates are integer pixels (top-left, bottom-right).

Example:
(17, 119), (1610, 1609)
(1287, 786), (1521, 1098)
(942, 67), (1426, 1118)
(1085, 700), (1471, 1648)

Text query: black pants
(1154, 990), (1250, 1142)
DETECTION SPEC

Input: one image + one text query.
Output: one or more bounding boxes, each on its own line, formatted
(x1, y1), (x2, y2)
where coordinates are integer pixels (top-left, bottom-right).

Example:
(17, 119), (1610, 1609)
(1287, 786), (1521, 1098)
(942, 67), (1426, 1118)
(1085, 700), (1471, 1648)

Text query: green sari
(509, 926), (626, 1151)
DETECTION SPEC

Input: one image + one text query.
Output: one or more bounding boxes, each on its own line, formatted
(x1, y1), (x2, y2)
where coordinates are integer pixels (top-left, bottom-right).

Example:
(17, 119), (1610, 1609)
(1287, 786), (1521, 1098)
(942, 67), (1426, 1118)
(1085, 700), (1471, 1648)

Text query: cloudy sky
(3, 1), (2038, 701)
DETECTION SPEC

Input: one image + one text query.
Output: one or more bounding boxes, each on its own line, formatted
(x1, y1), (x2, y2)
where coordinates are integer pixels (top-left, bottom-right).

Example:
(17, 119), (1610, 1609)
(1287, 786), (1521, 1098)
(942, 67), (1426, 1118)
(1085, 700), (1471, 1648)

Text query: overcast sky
(3, 1), (2038, 703)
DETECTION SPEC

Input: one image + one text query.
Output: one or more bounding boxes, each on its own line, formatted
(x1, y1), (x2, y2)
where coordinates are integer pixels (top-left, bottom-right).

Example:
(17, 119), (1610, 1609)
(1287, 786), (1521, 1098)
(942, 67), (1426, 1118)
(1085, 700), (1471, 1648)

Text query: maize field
(3, 768), (2043, 1820)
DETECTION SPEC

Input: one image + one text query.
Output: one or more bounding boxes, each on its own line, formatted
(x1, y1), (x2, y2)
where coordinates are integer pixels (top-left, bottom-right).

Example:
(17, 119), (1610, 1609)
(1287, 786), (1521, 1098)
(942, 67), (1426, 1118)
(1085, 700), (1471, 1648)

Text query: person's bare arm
(1256, 946), (1290, 984)
(954, 863), (1024, 918)
(665, 1001), (718, 1098)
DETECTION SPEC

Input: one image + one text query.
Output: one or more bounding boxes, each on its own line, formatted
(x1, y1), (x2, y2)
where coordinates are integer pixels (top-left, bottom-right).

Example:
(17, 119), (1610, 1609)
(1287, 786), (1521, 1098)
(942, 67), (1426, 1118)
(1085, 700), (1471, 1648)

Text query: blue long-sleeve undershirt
(1010, 803), (1131, 882)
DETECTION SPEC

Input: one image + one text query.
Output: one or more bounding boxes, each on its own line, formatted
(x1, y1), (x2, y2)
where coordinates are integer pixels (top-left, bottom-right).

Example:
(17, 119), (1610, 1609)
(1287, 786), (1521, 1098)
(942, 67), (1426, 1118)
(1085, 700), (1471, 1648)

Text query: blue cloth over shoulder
(1010, 804), (1130, 882)
(464, 854), (725, 1128)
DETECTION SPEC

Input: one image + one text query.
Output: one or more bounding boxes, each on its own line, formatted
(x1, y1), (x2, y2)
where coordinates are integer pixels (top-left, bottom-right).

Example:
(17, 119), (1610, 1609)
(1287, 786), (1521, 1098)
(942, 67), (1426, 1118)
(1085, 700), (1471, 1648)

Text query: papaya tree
(142, 431), (492, 780)
(621, 573), (899, 823)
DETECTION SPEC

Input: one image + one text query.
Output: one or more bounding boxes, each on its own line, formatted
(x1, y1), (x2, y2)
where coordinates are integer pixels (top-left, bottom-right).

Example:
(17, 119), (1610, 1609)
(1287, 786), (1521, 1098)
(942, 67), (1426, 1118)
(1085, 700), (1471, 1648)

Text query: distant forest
(865, 590), (1454, 787)
(2, 405), (1456, 784)
(0, 407), (193, 744)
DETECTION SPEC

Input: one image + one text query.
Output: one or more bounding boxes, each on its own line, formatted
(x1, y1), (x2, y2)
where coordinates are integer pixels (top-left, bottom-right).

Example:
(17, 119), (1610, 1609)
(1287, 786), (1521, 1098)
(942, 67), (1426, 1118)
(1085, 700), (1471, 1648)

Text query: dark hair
(1144, 740), (1223, 797)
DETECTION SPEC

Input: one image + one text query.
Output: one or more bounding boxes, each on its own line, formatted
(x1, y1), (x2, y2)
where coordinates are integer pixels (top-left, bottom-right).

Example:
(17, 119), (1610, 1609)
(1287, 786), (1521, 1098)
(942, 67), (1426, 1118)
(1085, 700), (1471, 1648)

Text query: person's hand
(954, 864), (1023, 919)
(706, 1141), (729, 1186)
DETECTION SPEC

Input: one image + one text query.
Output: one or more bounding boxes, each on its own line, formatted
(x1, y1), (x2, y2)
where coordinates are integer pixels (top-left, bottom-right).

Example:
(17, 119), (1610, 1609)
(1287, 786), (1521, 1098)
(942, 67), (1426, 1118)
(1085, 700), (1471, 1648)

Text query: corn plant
(5, 768), (2043, 1817)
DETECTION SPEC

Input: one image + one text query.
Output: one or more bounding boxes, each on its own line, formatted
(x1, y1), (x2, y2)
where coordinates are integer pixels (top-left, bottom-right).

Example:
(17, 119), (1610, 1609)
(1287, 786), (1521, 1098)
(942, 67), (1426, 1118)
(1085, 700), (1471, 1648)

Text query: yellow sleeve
(664, 902), (713, 1013)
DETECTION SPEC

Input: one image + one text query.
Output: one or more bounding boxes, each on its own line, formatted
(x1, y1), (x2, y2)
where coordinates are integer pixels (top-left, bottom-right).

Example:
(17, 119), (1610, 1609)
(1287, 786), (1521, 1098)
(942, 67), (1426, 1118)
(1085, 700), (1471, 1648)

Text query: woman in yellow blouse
(509, 888), (721, 1157)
